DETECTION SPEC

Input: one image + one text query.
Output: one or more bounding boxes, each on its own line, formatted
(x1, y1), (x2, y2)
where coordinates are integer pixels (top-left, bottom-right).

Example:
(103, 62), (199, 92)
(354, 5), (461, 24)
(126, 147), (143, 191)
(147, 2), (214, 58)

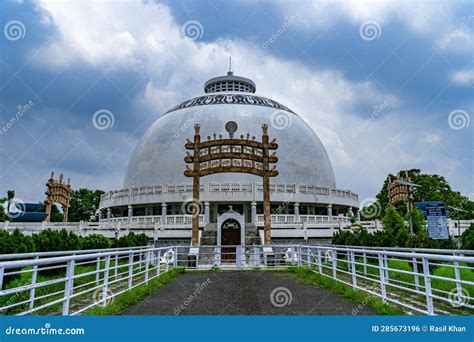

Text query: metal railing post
(166, 251), (169, 272)
(384, 255), (390, 284)
(363, 252), (367, 275)
(62, 259), (75, 315)
(0, 266), (4, 291)
(144, 251), (150, 285)
(298, 246), (302, 267)
(157, 250), (161, 277)
(378, 254), (386, 303)
(412, 257), (420, 291)
(29, 256), (39, 310)
(114, 254), (118, 278)
(95, 257), (101, 285)
(332, 249), (337, 279)
(454, 261), (463, 301)
(101, 256), (111, 307)
(128, 253), (134, 289)
(173, 247), (178, 269)
(236, 245), (242, 271)
(316, 247), (322, 274)
(306, 247), (311, 265)
(350, 251), (357, 288)
(422, 257), (434, 315)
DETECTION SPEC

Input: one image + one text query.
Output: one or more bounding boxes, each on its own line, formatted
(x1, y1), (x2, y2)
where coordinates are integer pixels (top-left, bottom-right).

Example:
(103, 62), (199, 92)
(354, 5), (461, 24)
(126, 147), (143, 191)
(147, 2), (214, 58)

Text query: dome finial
(228, 56), (233, 75)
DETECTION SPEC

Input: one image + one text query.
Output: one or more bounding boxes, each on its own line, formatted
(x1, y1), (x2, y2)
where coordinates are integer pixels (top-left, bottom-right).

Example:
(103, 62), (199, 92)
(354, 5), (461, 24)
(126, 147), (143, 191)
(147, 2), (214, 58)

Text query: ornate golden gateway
(44, 172), (72, 222)
(387, 172), (412, 206)
(184, 123), (278, 246)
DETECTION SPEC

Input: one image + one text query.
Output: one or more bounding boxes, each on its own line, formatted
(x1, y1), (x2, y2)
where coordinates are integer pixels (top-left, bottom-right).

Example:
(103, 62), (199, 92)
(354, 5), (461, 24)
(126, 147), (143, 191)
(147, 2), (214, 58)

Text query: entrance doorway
(221, 218), (241, 262)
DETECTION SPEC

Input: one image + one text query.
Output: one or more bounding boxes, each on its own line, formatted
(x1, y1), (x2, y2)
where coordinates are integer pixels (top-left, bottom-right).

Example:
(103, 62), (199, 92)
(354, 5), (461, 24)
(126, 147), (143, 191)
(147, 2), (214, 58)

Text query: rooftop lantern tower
(204, 57), (256, 94)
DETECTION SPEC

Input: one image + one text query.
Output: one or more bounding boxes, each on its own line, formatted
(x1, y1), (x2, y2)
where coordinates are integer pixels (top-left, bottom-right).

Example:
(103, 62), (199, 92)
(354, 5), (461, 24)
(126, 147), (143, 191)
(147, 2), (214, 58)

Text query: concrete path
(123, 271), (376, 315)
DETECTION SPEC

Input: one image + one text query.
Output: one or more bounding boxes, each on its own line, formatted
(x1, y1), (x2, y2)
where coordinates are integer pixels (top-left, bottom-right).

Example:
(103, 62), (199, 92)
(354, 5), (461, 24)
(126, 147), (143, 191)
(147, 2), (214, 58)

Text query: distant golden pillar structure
(44, 172), (72, 222)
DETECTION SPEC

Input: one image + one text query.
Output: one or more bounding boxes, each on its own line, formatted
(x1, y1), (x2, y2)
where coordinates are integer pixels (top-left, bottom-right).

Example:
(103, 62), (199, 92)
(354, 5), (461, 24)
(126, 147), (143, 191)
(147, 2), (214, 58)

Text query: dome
(124, 73), (336, 189)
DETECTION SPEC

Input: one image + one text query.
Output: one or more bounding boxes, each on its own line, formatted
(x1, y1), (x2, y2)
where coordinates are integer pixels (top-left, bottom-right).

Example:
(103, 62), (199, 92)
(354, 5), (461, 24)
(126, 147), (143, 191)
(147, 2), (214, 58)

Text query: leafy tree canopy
(375, 169), (474, 219)
(68, 188), (104, 222)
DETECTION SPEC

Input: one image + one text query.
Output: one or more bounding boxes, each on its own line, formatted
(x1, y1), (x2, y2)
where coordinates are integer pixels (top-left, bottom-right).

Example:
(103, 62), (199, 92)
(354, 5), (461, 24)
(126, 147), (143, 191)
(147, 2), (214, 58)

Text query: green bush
(115, 232), (149, 248)
(32, 229), (82, 252)
(0, 229), (35, 254)
(80, 234), (111, 250)
(460, 224), (474, 250)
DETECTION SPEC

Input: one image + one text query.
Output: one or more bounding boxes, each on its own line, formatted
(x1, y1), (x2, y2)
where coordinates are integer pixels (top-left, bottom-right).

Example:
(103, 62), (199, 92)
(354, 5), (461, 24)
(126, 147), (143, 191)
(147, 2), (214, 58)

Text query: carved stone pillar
(127, 205), (133, 222)
(294, 202), (300, 222)
(204, 202), (210, 224)
(327, 204), (333, 222)
(251, 202), (257, 224)
(161, 203), (167, 224)
(107, 208), (112, 222)
(348, 206), (353, 217)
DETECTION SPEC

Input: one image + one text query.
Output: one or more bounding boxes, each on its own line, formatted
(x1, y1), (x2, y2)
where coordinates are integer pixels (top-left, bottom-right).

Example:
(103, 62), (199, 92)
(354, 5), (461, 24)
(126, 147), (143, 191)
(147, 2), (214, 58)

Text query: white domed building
(99, 70), (359, 245)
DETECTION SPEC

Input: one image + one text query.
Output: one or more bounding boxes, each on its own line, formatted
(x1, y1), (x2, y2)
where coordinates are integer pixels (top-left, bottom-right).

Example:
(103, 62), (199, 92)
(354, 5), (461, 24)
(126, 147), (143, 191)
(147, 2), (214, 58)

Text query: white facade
(99, 71), (361, 244)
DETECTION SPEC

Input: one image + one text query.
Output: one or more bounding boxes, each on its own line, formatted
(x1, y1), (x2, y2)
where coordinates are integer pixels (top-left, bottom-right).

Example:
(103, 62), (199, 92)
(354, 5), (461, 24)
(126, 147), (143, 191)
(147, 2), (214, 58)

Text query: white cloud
(31, 0), (471, 200)
(451, 69), (474, 86)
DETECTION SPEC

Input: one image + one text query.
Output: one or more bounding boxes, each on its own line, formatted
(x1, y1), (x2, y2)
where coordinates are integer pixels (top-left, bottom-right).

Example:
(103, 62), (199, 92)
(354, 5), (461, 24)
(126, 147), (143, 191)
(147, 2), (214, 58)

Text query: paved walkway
(123, 271), (376, 315)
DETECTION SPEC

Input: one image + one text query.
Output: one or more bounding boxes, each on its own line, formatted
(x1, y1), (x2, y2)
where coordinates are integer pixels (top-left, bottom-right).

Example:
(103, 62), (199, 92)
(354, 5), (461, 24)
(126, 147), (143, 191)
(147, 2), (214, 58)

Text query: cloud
(450, 69), (474, 86)
(2, 0), (471, 203)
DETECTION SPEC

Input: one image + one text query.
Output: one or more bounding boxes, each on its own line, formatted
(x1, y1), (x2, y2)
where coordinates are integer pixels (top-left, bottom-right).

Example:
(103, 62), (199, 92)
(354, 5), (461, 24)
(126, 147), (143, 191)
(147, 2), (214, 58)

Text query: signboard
(414, 201), (444, 219)
(425, 203), (449, 240)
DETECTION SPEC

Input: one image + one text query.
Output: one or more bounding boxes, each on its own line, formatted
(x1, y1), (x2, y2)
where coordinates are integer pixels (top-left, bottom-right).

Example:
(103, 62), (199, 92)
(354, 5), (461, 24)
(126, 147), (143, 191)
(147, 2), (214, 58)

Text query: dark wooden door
(221, 219), (241, 262)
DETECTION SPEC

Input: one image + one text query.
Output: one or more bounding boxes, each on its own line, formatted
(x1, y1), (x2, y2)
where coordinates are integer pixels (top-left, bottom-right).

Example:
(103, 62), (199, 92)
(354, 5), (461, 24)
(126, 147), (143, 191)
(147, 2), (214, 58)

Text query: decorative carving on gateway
(44, 172), (72, 222)
(164, 94), (296, 115)
(184, 122), (278, 246)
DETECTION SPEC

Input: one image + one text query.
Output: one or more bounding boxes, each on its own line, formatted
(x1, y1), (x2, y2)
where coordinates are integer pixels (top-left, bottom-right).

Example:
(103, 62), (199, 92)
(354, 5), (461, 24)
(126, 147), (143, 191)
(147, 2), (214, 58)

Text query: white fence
(0, 244), (473, 316)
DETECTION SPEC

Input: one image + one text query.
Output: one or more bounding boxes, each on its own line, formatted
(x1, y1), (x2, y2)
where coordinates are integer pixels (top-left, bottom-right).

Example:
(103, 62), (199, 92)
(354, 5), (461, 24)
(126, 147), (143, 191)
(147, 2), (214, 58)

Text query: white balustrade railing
(100, 182), (359, 202)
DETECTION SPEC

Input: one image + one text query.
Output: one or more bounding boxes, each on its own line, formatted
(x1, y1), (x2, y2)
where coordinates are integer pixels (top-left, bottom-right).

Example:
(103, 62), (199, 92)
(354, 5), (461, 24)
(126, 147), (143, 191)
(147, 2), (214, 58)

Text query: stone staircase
(200, 224), (217, 245)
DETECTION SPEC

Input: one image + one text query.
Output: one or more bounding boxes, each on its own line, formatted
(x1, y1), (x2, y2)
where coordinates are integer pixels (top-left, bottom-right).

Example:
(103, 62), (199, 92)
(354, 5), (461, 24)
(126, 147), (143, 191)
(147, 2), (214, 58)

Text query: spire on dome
(204, 59), (256, 93)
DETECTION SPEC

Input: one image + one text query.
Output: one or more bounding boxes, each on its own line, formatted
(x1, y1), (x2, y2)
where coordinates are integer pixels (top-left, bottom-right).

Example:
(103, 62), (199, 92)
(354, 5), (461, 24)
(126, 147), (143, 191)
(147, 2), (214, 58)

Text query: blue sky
(0, 0), (472, 204)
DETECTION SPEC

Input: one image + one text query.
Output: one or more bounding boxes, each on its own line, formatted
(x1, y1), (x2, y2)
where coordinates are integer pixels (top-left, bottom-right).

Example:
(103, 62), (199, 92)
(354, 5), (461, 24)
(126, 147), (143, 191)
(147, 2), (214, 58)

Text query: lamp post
(448, 206), (469, 239)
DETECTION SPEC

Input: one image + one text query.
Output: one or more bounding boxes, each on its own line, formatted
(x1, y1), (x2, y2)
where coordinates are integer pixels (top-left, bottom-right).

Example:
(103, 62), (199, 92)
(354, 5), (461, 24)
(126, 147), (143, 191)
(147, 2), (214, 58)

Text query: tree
(0, 198), (9, 222)
(6, 190), (14, 212)
(376, 169), (474, 219)
(460, 224), (474, 250)
(409, 208), (426, 235)
(68, 188), (105, 222)
(382, 205), (409, 247)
